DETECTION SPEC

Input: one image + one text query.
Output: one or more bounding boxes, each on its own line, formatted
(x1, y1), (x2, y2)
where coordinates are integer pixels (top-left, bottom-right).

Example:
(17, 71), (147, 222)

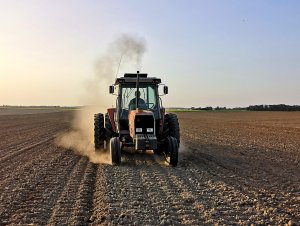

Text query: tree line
(247, 104), (300, 111)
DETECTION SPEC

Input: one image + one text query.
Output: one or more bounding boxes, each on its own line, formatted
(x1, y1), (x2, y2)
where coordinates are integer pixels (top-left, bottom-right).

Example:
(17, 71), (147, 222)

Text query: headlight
(136, 128), (142, 133)
(147, 128), (153, 132)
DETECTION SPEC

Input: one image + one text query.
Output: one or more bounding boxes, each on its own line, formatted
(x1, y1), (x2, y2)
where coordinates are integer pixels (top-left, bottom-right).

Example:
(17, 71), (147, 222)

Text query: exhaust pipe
(136, 71), (140, 110)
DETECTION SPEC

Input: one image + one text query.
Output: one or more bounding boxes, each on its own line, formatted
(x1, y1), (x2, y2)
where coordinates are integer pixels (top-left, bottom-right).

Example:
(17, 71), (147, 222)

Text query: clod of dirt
(87, 216), (95, 223)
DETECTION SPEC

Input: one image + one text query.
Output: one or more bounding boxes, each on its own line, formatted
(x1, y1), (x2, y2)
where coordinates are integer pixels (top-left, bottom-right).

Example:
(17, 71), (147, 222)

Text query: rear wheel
(94, 113), (105, 150)
(110, 137), (121, 165)
(167, 136), (178, 167)
(167, 113), (180, 147)
(156, 113), (180, 153)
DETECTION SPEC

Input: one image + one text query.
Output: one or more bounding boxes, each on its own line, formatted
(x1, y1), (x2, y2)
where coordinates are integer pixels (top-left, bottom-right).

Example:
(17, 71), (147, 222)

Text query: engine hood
(128, 109), (155, 138)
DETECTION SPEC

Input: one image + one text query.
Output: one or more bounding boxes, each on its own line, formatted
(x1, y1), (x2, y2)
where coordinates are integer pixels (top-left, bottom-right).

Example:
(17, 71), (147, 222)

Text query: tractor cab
(112, 73), (162, 132)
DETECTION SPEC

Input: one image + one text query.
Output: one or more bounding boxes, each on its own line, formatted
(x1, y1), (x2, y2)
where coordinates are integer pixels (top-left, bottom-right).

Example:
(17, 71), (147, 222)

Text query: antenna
(115, 54), (123, 79)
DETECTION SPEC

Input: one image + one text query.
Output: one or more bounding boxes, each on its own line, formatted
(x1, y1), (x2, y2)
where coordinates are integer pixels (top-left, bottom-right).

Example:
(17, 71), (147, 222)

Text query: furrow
(68, 162), (98, 226)
(47, 157), (89, 225)
(0, 148), (79, 225)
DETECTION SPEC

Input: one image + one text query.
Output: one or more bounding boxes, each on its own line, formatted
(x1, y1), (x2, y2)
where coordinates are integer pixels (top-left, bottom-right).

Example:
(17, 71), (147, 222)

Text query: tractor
(94, 71), (180, 166)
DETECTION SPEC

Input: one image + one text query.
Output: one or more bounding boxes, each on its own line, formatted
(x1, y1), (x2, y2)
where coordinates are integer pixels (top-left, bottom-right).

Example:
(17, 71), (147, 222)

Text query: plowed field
(0, 110), (299, 225)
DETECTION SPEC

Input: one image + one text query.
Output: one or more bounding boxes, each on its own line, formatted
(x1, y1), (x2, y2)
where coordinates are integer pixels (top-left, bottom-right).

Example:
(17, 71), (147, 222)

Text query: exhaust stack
(136, 71), (140, 110)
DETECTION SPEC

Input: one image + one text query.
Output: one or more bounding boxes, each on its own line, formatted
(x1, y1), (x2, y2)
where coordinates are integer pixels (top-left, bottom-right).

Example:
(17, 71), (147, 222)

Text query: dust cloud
(56, 34), (147, 164)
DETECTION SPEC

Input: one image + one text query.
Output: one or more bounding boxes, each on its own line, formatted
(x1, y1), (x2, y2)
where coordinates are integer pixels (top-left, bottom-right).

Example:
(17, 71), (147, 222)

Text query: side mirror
(109, 85), (114, 94)
(163, 86), (168, 94)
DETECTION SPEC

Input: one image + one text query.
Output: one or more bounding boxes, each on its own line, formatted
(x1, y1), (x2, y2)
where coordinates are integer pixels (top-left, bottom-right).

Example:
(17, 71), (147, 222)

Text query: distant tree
(202, 106), (213, 110)
(215, 106), (226, 110)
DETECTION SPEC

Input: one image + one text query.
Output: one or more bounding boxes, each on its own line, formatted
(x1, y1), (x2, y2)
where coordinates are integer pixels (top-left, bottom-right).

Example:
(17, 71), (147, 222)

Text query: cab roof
(115, 73), (162, 85)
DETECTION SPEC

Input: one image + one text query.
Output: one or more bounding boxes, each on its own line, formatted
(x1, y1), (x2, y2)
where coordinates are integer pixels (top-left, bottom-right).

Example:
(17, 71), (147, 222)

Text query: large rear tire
(167, 113), (180, 147)
(94, 113), (105, 150)
(156, 113), (180, 154)
(167, 136), (178, 167)
(110, 137), (121, 165)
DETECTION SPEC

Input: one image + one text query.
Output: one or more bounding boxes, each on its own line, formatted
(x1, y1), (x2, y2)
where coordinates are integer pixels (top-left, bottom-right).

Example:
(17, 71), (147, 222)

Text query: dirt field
(0, 110), (299, 225)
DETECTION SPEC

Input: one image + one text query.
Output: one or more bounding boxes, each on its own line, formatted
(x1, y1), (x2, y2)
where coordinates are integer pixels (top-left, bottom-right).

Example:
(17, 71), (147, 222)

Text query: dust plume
(56, 34), (147, 164)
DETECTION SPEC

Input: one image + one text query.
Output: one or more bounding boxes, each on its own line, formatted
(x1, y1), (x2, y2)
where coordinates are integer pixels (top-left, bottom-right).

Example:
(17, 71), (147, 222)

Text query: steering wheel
(148, 103), (155, 109)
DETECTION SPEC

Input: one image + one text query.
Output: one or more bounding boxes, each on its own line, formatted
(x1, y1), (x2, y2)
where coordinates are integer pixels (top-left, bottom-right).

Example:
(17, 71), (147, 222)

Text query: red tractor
(94, 72), (180, 166)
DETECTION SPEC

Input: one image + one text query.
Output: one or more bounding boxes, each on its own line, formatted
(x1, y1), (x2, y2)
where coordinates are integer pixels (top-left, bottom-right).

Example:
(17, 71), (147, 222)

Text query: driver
(128, 90), (147, 110)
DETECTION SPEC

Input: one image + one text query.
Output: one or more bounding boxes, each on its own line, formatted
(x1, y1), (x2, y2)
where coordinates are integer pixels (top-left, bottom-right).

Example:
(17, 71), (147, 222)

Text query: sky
(0, 0), (299, 108)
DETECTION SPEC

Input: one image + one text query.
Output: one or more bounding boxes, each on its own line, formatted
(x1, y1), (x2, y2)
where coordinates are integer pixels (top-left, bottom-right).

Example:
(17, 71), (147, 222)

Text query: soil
(0, 110), (299, 225)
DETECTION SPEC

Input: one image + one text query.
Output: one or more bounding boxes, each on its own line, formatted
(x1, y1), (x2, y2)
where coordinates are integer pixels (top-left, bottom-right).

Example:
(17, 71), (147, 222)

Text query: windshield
(119, 84), (159, 119)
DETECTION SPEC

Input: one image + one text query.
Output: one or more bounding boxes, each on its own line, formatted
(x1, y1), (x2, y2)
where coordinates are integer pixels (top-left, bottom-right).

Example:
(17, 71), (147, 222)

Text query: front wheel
(110, 137), (121, 165)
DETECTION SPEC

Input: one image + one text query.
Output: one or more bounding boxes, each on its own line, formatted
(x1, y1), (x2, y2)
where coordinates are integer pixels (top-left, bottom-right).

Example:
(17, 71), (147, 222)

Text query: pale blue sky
(0, 0), (299, 107)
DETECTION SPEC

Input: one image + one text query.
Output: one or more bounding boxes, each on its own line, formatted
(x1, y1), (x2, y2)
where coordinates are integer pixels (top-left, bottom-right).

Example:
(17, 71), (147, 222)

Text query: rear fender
(107, 108), (117, 132)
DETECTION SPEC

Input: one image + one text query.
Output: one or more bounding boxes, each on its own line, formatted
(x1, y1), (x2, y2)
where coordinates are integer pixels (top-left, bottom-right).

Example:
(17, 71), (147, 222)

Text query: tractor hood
(128, 109), (155, 138)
